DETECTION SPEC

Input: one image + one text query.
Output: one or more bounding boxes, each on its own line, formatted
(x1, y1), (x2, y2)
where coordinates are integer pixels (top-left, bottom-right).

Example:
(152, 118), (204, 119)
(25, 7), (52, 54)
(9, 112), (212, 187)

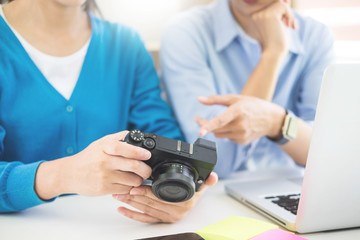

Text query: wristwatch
(268, 109), (299, 145)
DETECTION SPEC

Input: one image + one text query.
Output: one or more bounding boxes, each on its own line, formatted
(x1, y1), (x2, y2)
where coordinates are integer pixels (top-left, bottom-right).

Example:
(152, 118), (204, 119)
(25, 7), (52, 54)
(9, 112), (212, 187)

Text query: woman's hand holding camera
(113, 172), (218, 223)
(35, 130), (218, 224)
(35, 131), (152, 200)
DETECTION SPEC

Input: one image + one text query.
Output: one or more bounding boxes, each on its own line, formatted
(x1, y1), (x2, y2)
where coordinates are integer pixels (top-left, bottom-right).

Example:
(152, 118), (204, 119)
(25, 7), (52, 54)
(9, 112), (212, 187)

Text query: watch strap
(267, 109), (298, 145)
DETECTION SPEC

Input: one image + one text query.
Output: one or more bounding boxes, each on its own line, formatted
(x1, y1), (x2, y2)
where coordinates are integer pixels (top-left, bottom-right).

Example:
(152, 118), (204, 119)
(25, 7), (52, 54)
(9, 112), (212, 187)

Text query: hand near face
(113, 172), (218, 223)
(195, 95), (285, 145)
(250, 0), (296, 55)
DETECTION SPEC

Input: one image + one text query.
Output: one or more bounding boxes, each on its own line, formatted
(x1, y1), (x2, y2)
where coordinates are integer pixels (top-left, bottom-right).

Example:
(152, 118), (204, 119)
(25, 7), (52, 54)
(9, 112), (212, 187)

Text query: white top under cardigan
(0, 7), (90, 100)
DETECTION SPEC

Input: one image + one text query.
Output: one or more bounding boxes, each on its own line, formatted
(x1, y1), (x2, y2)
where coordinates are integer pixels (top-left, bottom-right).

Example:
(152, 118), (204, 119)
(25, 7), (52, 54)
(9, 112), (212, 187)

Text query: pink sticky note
(251, 229), (308, 240)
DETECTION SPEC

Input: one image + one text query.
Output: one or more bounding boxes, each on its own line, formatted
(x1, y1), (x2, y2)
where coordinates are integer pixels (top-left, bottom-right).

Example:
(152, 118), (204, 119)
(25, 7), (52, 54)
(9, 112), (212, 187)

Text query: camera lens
(143, 137), (155, 150)
(151, 163), (196, 202)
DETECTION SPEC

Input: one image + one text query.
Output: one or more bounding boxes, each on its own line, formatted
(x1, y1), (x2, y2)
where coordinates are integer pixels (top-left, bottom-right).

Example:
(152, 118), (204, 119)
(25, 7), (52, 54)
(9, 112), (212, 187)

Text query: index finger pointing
(200, 109), (234, 135)
(198, 95), (236, 106)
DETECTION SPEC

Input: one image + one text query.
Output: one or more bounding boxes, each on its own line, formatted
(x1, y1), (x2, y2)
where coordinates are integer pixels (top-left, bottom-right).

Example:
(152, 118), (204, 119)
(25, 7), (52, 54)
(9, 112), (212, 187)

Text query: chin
(232, 0), (276, 16)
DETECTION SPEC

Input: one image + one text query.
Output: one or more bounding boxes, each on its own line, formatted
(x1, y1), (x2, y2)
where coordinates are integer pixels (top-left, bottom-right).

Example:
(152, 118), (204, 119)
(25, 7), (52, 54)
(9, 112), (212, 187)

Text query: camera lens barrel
(124, 130), (217, 203)
(151, 163), (196, 202)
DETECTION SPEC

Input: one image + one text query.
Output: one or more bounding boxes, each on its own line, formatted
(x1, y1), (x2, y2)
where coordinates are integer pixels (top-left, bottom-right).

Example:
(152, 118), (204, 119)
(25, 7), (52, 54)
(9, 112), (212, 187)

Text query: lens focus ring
(151, 163), (196, 202)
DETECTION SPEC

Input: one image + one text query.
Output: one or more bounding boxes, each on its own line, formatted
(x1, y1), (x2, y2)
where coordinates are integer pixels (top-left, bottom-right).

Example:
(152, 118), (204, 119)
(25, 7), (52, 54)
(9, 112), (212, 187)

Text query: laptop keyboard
(264, 194), (300, 215)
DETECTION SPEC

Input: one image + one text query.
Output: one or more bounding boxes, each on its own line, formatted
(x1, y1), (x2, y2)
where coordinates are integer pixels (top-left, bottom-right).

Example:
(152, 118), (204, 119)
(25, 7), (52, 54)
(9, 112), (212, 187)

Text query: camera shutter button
(143, 138), (156, 150)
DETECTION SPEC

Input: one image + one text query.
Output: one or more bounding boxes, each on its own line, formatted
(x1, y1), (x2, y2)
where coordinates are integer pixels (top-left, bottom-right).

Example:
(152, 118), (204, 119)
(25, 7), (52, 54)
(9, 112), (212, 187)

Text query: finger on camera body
(109, 157), (152, 179)
(114, 172), (218, 223)
(129, 186), (176, 205)
(199, 172), (218, 190)
(109, 131), (129, 141)
(109, 170), (145, 187)
(128, 172), (217, 204)
(103, 140), (151, 160)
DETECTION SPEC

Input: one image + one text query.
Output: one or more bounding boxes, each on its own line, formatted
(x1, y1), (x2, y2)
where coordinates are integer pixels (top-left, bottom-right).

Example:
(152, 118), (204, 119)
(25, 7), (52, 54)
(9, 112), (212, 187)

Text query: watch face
(285, 116), (299, 140)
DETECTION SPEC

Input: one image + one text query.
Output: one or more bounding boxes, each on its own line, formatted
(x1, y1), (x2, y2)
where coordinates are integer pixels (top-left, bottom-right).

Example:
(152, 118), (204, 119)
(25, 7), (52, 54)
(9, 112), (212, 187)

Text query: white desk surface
(1, 169), (359, 240)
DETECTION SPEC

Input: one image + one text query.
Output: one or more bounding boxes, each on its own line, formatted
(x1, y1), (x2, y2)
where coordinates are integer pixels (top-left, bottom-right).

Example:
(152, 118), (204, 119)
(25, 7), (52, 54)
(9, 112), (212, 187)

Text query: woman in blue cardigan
(0, 0), (217, 223)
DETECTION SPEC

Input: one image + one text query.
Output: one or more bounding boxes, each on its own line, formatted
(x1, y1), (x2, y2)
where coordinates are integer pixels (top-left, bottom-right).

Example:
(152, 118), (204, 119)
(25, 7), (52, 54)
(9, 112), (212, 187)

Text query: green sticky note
(196, 216), (279, 240)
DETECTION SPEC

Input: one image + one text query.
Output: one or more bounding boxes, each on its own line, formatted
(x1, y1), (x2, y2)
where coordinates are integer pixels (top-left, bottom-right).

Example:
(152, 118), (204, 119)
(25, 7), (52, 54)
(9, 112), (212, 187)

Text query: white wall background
(97, 0), (360, 62)
(295, 0), (360, 62)
(97, 0), (213, 50)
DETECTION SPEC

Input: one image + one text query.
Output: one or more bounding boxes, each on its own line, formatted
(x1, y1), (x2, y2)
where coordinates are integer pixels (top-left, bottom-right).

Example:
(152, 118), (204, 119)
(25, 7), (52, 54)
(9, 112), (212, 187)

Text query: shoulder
(294, 11), (335, 50)
(162, 5), (215, 46)
(161, 5), (214, 52)
(90, 15), (144, 52)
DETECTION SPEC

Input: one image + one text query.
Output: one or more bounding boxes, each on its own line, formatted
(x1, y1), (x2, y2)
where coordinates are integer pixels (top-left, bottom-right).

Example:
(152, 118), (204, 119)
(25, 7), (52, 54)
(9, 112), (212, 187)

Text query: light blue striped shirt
(160, 0), (335, 178)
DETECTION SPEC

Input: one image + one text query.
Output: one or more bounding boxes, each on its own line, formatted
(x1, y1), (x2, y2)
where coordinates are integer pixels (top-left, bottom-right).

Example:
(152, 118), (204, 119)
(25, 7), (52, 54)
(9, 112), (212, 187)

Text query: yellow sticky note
(196, 216), (279, 240)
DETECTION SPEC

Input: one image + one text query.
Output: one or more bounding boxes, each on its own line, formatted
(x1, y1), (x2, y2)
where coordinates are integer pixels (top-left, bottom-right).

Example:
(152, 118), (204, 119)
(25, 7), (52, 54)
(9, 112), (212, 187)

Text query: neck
(230, 2), (259, 41)
(2, 0), (91, 56)
(3, 0), (90, 37)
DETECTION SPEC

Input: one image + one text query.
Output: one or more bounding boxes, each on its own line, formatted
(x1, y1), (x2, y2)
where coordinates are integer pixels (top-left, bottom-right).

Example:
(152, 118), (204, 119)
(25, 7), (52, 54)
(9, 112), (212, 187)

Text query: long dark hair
(0, 0), (101, 15)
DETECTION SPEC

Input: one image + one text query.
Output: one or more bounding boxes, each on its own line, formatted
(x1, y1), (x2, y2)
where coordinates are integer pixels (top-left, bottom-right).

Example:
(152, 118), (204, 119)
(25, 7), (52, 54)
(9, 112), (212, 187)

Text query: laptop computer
(225, 63), (360, 233)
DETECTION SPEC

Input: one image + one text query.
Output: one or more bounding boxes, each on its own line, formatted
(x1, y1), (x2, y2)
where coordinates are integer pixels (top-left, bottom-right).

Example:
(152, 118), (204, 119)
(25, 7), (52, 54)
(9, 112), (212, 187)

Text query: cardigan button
(66, 105), (73, 113)
(66, 146), (74, 154)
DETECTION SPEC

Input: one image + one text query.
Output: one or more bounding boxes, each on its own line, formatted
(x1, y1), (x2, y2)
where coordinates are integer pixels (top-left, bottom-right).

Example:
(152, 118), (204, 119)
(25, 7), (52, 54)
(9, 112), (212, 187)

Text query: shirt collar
(210, 0), (304, 55)
(211, 0), (239, 52)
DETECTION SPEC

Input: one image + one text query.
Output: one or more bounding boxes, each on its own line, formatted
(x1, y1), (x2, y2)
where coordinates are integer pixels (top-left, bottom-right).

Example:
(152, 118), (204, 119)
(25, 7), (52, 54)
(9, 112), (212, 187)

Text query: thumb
(203, 172), (218, 189)
(206, 172), (218, 186)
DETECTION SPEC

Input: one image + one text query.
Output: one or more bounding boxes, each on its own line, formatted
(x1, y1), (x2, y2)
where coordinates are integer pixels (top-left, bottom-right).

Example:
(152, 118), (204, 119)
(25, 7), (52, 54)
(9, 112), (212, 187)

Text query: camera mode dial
(129, 129), (144, 142)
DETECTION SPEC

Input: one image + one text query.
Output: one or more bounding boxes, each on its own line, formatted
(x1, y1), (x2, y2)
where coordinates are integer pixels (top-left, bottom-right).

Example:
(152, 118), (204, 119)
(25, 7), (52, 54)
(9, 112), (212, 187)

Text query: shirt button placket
(65, 104), (76, 155)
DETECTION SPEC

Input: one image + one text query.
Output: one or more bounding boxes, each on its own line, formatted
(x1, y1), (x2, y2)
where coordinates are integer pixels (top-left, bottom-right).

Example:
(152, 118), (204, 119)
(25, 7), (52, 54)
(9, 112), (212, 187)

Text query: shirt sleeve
(160, 24), (254, 178)
(0, 126), (53, 213)
(127, 34), (184, 141)
(293, 24), (336, 123)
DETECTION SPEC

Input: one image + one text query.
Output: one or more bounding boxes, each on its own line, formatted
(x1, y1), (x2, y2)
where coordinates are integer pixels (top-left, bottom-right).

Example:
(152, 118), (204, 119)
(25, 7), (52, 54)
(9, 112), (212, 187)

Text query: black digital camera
(124, 130), (217, 203)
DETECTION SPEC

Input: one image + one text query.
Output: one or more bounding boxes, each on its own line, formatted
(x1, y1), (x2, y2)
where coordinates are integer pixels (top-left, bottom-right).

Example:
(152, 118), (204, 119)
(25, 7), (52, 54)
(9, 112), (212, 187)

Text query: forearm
(241, 51), (286, 101)
(268, 108), (312, 166)
(280, 120), (312, 166)
(34, 157), (73, 200)
(0, 161), (56, 212)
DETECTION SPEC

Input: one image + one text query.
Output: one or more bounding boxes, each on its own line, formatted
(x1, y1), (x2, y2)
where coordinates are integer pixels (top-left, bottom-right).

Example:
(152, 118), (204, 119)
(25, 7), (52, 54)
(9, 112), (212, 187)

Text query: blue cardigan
(0, 15), (183, 212)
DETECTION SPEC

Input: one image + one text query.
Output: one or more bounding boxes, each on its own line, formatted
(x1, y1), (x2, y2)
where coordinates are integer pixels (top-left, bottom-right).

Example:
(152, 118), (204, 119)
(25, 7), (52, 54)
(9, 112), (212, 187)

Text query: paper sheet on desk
(196, 216), (278, 240)
(251, 229), (307, 240)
